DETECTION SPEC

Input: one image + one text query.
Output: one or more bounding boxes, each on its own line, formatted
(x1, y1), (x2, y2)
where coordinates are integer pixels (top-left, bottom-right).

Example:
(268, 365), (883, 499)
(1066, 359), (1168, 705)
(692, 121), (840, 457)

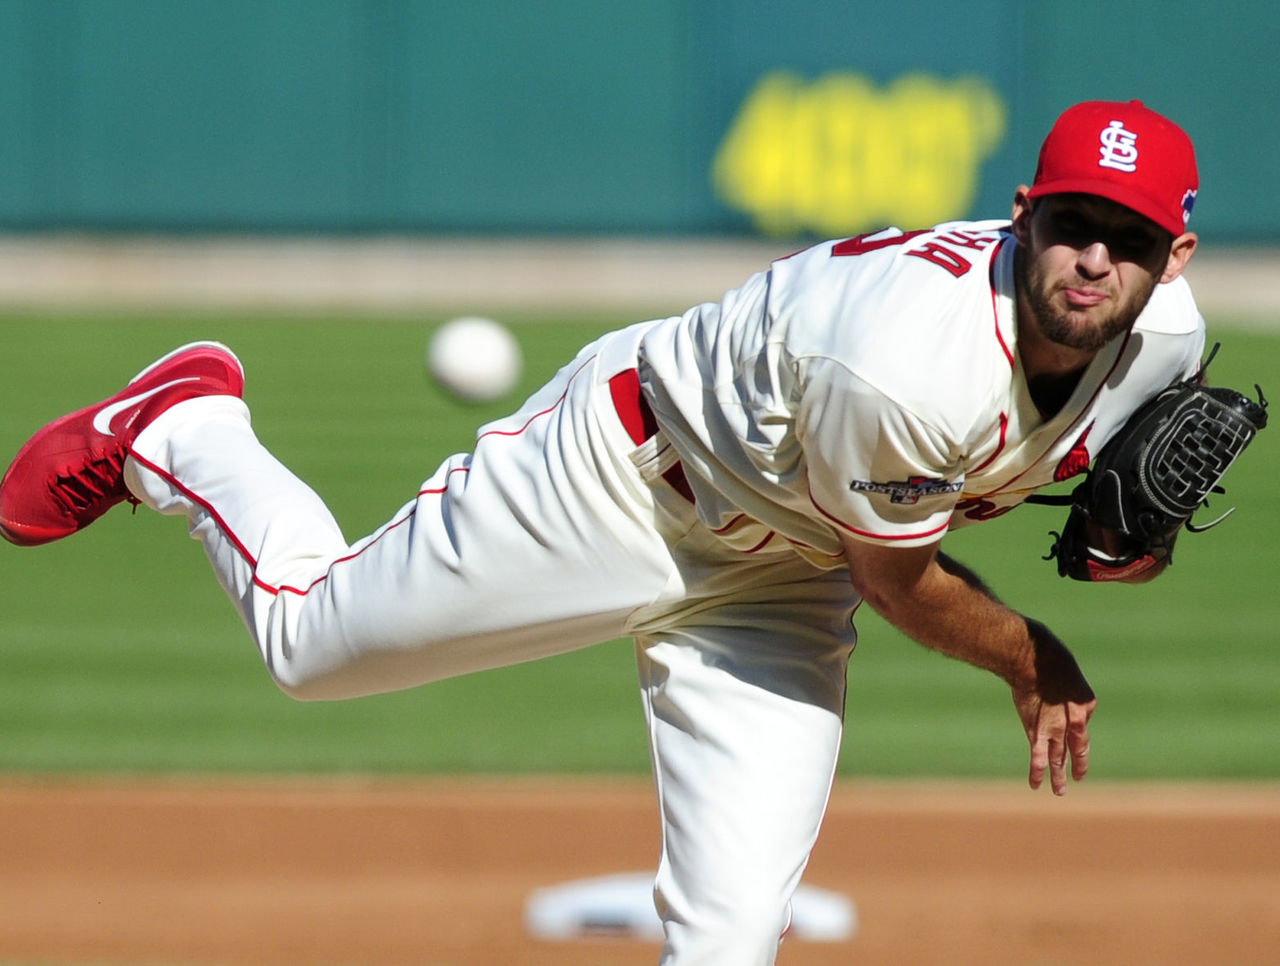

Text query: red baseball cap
(1027, 100), (1198, 237)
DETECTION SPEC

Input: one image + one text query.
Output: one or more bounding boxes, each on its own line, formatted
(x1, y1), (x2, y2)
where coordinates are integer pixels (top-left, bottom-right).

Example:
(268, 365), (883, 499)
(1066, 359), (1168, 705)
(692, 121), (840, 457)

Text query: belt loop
(608, 368), (695, 504)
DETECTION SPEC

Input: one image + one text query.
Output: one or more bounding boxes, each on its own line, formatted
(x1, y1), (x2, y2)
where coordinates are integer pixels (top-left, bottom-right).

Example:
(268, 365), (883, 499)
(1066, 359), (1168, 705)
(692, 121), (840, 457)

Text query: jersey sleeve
(797, 357), (964, 546)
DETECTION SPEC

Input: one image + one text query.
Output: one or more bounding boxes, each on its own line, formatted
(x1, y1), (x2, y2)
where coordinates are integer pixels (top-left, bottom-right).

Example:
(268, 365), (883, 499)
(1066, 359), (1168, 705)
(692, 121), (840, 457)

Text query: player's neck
(1015, 300), (1094, 419)
(1024, 368), (1083, 419)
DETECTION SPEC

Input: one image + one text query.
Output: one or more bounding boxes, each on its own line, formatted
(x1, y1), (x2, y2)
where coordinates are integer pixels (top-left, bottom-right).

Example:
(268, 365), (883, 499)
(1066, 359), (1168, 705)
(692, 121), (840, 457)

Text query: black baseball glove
(1041, 346), (1268, 582)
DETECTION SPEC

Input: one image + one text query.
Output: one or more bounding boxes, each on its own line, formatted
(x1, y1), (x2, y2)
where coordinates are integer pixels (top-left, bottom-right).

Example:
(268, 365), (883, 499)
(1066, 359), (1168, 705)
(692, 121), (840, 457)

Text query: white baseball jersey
(638, 220), (1206, 564)
(119, 219), (1206, 966)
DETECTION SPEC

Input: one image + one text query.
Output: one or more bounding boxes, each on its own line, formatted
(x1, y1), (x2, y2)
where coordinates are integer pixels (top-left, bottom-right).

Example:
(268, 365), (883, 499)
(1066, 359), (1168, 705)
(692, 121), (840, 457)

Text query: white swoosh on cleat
(92, 377), (201, 437)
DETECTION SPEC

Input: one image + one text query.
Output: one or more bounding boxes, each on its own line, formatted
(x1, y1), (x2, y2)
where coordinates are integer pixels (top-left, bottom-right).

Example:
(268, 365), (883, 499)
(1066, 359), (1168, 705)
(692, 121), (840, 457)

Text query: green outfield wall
(0, 0), (1275, 242)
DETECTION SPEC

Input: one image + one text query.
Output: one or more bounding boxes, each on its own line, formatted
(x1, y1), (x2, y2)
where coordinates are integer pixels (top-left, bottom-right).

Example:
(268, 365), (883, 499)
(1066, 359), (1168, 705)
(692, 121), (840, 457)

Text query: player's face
(1012, 192), (1175, 353)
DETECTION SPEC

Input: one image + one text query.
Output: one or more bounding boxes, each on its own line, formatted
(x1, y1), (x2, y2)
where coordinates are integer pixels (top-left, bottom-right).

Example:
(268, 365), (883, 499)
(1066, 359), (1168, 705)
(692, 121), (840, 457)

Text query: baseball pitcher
(0, 100), (1265, 964)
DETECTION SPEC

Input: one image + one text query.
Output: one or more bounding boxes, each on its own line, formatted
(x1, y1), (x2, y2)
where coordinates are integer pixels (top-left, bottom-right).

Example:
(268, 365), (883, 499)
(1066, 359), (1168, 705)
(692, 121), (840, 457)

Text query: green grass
(1, 314), (1277, 780)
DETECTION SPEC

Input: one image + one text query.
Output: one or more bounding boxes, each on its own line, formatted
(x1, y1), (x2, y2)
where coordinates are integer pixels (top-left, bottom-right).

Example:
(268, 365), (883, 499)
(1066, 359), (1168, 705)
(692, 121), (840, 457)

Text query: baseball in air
(427, 316), (523, 403)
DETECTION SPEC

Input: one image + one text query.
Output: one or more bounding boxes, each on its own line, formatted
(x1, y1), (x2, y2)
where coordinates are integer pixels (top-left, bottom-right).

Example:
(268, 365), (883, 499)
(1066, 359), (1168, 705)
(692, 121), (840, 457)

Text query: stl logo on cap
(1098, 120), (1139, 172)
(1028, 100), (1199, 238)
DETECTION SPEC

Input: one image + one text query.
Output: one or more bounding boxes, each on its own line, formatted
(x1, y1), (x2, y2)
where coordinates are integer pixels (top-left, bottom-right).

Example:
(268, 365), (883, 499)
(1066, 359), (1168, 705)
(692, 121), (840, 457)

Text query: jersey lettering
(954, 496), (1015, 522)
(904, 242), (972, 278)
(833, 229), (991, 279)
(935, 230), (996, 252)
(831, 229), (927, 257)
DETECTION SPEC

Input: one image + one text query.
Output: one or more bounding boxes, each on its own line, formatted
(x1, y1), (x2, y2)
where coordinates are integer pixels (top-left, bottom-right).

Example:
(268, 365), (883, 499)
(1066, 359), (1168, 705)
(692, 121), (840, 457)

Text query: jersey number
(832, 229), (995, 278)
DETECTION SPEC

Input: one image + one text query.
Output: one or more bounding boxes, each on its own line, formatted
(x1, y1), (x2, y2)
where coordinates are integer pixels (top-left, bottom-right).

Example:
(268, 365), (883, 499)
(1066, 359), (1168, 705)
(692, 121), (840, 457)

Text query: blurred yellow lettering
(712, 72), (1007, 237)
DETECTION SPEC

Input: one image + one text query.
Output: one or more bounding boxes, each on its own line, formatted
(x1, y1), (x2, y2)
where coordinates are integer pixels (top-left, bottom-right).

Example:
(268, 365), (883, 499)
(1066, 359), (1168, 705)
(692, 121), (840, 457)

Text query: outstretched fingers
(1026, 698), (1096, 795)
(1027, 709), (1051, 792)
(1019, 620), (1097, 795)
(1067, 698), (1095, 781)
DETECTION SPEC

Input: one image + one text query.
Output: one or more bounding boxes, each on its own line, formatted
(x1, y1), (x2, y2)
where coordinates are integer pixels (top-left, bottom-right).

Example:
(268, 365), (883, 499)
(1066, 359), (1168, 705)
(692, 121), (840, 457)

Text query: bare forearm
(842, 536), (1096, 794)
(853, 547), (1037, 687)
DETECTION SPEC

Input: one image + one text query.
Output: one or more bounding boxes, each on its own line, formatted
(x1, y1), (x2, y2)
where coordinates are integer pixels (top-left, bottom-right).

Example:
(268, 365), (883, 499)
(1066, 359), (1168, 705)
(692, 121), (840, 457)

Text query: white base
(525, 871), (857, 943)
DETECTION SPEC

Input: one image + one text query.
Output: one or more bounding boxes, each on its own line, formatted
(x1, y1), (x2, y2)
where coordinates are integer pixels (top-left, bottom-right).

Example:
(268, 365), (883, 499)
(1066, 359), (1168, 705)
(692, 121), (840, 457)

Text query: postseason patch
(848, 475), (963, 505)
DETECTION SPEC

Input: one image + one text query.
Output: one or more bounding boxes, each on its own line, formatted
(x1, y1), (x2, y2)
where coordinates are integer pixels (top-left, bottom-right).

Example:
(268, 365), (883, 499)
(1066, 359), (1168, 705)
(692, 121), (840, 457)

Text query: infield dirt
(0, 776), (1276, 966)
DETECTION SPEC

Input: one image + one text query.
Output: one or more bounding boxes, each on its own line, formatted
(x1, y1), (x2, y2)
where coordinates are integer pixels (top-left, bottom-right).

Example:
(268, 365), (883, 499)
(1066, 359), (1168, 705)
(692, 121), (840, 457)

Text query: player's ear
(1011, 187), (1034, 243)
(1160, 232), (1198, 283)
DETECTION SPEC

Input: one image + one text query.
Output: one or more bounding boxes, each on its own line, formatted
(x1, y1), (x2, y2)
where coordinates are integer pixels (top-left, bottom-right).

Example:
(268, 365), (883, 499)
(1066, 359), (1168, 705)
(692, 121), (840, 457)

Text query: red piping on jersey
(478, 356), (595, 441)
(967, 411), (1009, 475)
(709, 513), (777, 554)
(977, 329), (1133, 498)
(130, 355), (598, 600)
(989, 238), (1014, 368)
(274, 508), (424, 596)
(125, 448), (315, 596)
(711, 513), (745, 535)
(716, 513), (839, 559)
(810, 483), (951, 542)
(128, 446), (439, 598)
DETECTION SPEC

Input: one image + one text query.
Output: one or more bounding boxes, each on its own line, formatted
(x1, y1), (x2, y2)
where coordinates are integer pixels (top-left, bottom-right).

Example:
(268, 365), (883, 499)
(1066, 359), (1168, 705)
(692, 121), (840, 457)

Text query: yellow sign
(712, 72), (1007, 237)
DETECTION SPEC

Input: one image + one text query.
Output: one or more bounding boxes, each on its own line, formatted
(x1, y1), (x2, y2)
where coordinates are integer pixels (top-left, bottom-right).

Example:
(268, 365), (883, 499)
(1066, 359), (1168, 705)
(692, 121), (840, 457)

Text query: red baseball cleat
(0, 341), (244, 547)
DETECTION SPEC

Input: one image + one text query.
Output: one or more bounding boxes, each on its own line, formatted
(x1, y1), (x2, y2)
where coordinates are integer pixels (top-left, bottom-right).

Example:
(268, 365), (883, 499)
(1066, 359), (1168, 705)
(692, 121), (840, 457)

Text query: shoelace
(48, 447), (139, 517)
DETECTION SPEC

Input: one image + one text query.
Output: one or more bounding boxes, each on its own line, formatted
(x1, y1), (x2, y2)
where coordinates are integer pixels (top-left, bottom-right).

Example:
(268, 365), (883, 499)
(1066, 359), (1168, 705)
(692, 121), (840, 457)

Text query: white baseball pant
(124, 324), (859, 965)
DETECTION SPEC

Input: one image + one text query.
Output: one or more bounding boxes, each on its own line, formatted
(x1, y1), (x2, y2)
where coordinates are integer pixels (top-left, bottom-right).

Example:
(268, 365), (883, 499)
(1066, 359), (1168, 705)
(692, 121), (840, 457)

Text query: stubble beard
(1016, 249), (1157, 353)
